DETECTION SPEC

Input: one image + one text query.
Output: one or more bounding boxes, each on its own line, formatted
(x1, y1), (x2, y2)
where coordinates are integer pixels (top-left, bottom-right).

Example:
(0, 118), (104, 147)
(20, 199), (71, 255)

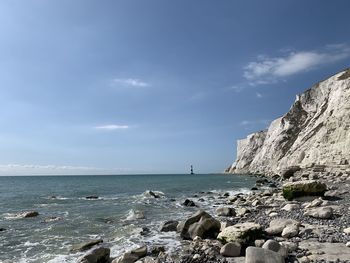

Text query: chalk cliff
(227, 69), (350, 176)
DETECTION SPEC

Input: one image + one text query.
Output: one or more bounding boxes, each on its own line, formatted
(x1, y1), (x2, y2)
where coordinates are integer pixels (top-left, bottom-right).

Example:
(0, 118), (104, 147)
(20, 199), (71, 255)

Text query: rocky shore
(72, 167), (350, 263)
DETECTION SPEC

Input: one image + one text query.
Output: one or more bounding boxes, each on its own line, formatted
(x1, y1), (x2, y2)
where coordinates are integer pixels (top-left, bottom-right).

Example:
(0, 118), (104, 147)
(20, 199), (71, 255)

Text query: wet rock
(85, 196), (99, 200)
(160, 220), (178, 232)
(265, 218), (300, 235)
(17, 211), (39, 218)
(177, 210), (220, 240)
(220, 242), (241, 257)
(113, 246), (147, 263)
(245, 247), (284, 263)
(145, 191), (160, 198)
(183, 199), (196, 207)
(0, 228), (6, 231)
(42, 216), (62, 223)
(216, 207), (236, 217)
(282, 180), (327, 200)
(304, 207), (333, 219)
(71, 239), (103, 252)
(217, 222), (262, 244)
(76, 246), (110, 263)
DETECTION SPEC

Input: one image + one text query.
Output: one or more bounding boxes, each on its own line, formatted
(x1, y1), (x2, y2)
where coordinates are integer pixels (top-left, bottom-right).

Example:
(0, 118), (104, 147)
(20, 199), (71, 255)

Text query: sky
(0, 0), (350, 175)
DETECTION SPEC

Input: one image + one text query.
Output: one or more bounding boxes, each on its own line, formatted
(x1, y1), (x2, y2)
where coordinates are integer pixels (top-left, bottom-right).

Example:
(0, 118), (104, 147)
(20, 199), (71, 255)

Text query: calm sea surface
(0, 174), (256, 263)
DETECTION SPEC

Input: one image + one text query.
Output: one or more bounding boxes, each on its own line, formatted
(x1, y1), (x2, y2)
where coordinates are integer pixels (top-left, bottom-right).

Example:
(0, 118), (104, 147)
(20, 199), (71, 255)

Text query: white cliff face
(228, 69), (350, 175)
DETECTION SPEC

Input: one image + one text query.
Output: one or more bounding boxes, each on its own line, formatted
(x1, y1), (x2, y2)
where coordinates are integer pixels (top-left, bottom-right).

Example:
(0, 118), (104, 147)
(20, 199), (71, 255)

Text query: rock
(254, 239), (265, 248)
(281, 224), (299, 238)
(251, 200), (261, 206)
(346, 242), (350, 247)
(220, 242), (241, 257)
(299, 241), (350, 262)
(245, 247), (284, 263)
(177, 210), (220, 240)
(281, 166), (301, 179)
(343, 227), (350, 234)
(217, 222), (262, 244)
(71, 239), (103, 252)
(305, 198), (323, 208)
(182, 199), (196, 207)
(269, 212), (278, 217)
(85, 196), (99, 199)
(146, 190), (160, 198)
(262, 240), (280, 252)
(262, 240), (288, 258)
(76, 246), (110, 263)
(237, 208), (250, 216)
(265, 218), (300, 235)
(113, 246), (147, 263)
(304, 207), (333, 219)
(43, 216), (62, 223)
(279, 241), (298, 252)
(160, 220), (178, 232)
(216, 207), (236, 217)
(0, 228), (5, 231)
(281, 203), (299, 211)
(282, 180), (327, 200)
(17, 211), (39, 218)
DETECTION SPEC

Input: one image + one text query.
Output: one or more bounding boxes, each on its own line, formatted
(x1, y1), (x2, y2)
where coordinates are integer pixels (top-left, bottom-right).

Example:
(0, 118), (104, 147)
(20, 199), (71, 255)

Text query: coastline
(71, 170), (350, 263)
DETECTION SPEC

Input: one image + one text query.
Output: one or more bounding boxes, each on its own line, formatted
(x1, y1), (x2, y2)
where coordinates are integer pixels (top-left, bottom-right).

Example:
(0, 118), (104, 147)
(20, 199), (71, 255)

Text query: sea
(0, 174), (256, 263)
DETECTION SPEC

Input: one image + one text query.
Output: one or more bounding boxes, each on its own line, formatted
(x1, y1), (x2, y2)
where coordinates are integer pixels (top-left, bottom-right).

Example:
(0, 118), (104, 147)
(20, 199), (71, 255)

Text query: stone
(237, 208), (250, 216)
(217, 222), (262, 244)
(182, 199), (196, 207)
(281, 224), (299, 238)
(265, 218), (300, 235)
(281, 166), (301, 179)
(177, 210), (220, 240)
(71, 239), (103, 252)
(254, 239), (265, 248)
(343, 227), (350, 234)
(304, 207), (333, 219)
(0, 228), (6, 231)
(85, 195), (99, 199)
(145, 190), (160, 198)
(279, 241), (298, 252)
(262, 240), (288, 258)
(305, 198), (323, 208)
(282, 180), (327, 200)
(281, 203), (299, 211)
(299, 241), (350, 262)
(220, 242), (241, 257)
(17, 211), (39, 218)
(216, 207), (236, 217)
(77, 246), (110, 263)
(245, 247), (284, 263)
(160, 220), (178, 232)
(113, 246), (147, 263)
(346, 242), (350, 247)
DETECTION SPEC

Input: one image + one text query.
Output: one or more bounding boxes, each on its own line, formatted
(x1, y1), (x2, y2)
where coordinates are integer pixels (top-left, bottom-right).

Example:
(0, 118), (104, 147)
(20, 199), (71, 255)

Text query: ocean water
(0, 174), (256, 263)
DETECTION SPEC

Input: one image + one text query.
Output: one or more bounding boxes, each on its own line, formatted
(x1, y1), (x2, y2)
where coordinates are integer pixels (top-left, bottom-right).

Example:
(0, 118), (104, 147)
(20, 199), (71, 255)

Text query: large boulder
(76, 246), (110, 263)
(177, 210), (220, 240)
(245, 247), (284, 263)
(265, 218), (300, 236)
(217, 222), (262, 244)
(71, 239), (103, 252)
(282, 180), (327, 200)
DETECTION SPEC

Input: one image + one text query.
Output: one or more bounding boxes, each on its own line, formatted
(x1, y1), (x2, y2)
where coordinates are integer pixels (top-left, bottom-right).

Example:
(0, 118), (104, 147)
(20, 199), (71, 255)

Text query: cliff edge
(227, 68), (350, 176)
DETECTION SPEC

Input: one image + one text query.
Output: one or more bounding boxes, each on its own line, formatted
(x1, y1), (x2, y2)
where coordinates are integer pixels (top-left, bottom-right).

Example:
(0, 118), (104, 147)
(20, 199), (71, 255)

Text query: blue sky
(0, 0), (350, 175)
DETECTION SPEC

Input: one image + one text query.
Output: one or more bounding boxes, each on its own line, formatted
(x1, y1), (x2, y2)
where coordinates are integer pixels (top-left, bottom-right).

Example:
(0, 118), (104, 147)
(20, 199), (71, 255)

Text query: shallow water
(0, 174), (256, 262)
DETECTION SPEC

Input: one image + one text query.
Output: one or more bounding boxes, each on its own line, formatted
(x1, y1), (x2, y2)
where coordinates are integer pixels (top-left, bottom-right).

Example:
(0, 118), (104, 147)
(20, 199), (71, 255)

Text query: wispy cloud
(95, 124), (129, 130)
(111, 78), (150, 88)
(0, 163), (132, 175)
(239, 119), (270, 127)
(256, 92), (263, 98)
(244, 44), (350, 85)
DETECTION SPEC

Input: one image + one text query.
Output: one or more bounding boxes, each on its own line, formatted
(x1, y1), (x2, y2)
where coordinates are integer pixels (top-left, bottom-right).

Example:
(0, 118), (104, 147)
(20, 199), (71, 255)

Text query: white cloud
(244, 44), (350, 85)
(239, 119), (270, 127)
(95, 124), (129, 130)
(256, 92), (263, 98)
(0, 163), (132, 175)
(111, 78), (150, 88)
